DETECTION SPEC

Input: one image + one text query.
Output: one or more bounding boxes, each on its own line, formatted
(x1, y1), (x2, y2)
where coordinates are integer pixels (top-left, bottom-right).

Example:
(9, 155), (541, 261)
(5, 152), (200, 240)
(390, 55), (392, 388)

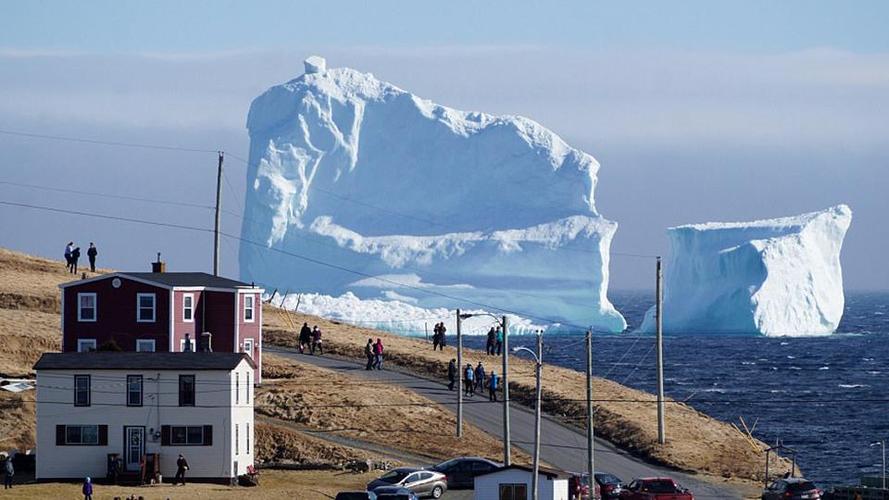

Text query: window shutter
(56, 425), (66, 446)
(203, 425), (213, 446)
(161, 425), (170, 446)
(98, 425), (108, 445)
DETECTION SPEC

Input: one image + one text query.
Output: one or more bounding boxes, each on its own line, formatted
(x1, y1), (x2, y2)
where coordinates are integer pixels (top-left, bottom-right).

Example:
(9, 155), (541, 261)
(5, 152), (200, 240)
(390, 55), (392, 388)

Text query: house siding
(473, 469), (568, 500)
(171, 290), (205, 351)
(62, 278), (170, 352)
(35, 361), (254, 480)
(237, 291), (262, 384)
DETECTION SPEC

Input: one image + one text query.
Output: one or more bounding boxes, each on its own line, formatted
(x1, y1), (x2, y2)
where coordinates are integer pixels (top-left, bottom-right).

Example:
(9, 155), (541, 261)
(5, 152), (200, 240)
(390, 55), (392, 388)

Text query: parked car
(373, 486), (420, 500)
(619, 477), (693, 500)
(567, 472), (600, 499)
(368, 467), (448, 499)
(596, 472), (625, 499)
(335, 492), (378, 500)
(761, 478), (822, 500)
(430, 456), (501, 489)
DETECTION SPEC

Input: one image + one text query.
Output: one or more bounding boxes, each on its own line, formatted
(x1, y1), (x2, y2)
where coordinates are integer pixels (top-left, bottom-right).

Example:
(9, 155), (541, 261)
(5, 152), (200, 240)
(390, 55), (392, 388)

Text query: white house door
(124, 427), (145, 472)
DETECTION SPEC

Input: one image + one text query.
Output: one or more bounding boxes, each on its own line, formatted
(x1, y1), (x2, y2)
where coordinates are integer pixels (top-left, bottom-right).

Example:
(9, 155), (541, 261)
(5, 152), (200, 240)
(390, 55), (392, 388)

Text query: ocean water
(461, 291), (889, 486)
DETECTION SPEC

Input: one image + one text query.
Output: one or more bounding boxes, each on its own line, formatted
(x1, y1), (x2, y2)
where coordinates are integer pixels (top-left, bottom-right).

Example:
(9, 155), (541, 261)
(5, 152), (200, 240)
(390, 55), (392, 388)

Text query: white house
(34, 352), (255, 483)
(474, 465), (569, 500)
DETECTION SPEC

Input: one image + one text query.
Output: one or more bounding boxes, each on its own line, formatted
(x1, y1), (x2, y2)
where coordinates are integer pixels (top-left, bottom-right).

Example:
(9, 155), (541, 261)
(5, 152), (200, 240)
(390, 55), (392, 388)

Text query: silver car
(368, 467), (448, 499)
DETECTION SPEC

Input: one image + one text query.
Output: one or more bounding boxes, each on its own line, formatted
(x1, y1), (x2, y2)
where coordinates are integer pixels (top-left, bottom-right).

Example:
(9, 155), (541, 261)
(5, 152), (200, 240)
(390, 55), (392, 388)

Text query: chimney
(200, 332), (213, 353)
(152, 252), (166, 273)
(183, 333), (192, 352)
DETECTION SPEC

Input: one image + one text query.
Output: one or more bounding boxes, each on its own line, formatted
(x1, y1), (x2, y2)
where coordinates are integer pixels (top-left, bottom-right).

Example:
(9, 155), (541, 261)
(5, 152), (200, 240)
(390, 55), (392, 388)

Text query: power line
(0, 128), (218, 154)
(0, 180), (214, 210)
(0, 200), (213, 234)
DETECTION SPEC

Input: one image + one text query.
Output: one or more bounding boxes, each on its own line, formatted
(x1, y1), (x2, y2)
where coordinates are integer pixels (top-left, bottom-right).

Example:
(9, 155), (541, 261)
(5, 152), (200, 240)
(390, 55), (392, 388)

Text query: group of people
(485, 326), (504, 356)
(298, 323), (324, 355)
(365, 338), (385, 370)
(447, 359), (500, 401)
(431, 322), (447, 350)
(64, 241), (99, 274)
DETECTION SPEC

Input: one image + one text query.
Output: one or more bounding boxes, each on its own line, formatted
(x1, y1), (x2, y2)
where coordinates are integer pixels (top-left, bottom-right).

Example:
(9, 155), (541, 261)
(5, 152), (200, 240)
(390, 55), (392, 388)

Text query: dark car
(619, 477), (693, 500)
(368, 467), (447, 499)
(568, 471), (623, 499)
(596, 472), (625, 499)
(335, 492), (378, 500)
(761, 478), (822, 500)
(430, 456), (501, 489)
(373, 486), (420, 500)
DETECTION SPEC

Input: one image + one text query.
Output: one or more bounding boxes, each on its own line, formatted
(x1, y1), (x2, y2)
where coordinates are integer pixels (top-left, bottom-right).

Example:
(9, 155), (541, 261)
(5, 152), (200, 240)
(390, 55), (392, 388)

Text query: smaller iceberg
(640, 205), (852, 336)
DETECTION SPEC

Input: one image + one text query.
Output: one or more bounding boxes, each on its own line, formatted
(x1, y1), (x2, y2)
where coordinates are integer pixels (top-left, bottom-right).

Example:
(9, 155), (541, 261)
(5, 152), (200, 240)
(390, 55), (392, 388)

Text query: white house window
(246, 422), (250, 455)
(127, 375), (143, 407)
(235, 372), (240, 405)
(179, 338), (196, 353)
(235, 423), (239, 455)
(183, 294), (194, 322)
(77, 338), (97, 352)
(136, 339), (156, 352)
(74, 375), (90, 407)
(244, 295), (255, 322)
(162, 425), (212, 446)
(247, 371), (252, 401)
(136, 293), (156, 322)
(179, 375), (195, 407)
(77, 293), (97, 322)
(58, 424), (106, 446)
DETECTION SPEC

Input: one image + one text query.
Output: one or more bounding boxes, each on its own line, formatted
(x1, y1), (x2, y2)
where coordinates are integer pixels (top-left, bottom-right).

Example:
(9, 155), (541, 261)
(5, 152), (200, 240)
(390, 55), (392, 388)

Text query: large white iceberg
(639, 205), (852, 336)
(239, 56), (626, 332)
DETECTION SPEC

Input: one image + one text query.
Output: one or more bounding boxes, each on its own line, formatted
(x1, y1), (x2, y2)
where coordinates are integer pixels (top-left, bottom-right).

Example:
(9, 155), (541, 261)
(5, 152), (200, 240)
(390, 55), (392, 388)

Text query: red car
(619, 477), (693, 500)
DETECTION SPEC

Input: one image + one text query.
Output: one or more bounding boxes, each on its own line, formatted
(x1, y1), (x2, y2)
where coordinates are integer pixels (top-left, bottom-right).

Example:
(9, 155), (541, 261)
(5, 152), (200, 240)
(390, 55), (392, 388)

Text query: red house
(59, 269), (264, 383)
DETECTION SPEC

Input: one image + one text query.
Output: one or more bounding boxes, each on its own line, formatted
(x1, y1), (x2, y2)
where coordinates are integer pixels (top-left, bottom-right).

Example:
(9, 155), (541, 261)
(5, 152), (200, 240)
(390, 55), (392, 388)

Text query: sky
(0, 1), (887, 291)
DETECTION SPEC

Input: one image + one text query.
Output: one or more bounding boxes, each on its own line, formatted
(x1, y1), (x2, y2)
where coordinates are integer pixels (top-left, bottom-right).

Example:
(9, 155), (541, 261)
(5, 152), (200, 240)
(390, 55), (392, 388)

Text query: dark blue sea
(461, 291), (889, 487)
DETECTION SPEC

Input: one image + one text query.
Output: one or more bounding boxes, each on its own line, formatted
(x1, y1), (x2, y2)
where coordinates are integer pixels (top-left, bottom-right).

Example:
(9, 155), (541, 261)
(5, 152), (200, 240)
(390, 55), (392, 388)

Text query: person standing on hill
(464, 363), (475, 396)
(3, 456), (13, 489)
(475, 361), (486, 392)
(311, 326), (323, 355)
(365, 338), (375, 370)
(298, 322), (312, 354)
(488, 370), (499, 402)
(486, 327), (496, 355)
(373, 338), (384, 370)
(70, 246), (81, 274)
(438, 323), (447, 349)
(64, 241), (74, 272)
(447, 359), (457, 390)
(432, 323), (441, 350)
(495, 326), (504, 356)
(87, 242), (98, 272)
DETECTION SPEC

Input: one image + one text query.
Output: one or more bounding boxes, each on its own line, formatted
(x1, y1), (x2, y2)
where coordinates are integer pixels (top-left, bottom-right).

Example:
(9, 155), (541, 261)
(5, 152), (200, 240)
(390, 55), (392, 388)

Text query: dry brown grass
(0, 469), (379, 500)
(259, 354), (527, 464)
(254, 421), (375, 465)
(263, 306), (792, 483)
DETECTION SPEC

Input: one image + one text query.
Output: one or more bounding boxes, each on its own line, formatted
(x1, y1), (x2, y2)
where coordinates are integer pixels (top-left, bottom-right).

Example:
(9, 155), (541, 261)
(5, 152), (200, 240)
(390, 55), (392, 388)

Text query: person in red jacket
(373, 338), (384, 370)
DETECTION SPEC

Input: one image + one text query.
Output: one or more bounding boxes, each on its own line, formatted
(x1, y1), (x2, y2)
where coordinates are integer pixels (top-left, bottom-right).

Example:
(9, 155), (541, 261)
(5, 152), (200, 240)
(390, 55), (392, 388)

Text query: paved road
(268, 347), (745, 499)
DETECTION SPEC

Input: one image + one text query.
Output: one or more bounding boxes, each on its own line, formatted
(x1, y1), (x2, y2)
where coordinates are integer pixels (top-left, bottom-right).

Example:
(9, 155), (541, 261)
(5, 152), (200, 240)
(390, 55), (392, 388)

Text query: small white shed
(474, 465), (569, 500)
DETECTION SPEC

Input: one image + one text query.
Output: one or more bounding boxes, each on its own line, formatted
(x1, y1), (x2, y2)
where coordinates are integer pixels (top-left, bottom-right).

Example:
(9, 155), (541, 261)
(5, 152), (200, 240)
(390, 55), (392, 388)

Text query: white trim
(136, 293), (156, 323)
(243, 294), (255, 323)
(136, 339), (156, 352)
(76, 338), (97, 352)
(234, 293), (239, 354)
(76, 293), (97, 322)
(258, 301), (263, 385)
(169, 290), (175, 353)
(183, 293), (195, 323)
(179, 338), (197, 352)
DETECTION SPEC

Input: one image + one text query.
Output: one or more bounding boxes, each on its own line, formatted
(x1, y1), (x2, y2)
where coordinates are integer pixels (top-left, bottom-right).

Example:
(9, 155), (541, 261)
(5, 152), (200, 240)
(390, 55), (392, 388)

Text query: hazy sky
(1, 1), (887, 290)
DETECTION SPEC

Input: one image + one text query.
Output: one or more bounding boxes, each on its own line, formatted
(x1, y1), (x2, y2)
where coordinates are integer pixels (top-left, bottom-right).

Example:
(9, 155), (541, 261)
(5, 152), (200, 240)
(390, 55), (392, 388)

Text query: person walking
(373, 338), (384, 370)
(3, 455), (12, 489)
(488, 370), (499, 402)
(64, 241), (74, 272)
(298, 322), (312, 354)
(175, 454), (189, 485)
(447, 359), (457, 390)
(475, 362), (486, 392)
(311, 326), (323, 355)
(495, 326), (504, 356)
(464, 363), (475, 396)
(486, 327), (496, 355)
(432, 323), (441, 351)
(70, 246), (81, 274)
(82, 477), (93, 500)
(364, 338), (375, 370)
(438, 323), (447, 349)
(87, 242), (98, 272)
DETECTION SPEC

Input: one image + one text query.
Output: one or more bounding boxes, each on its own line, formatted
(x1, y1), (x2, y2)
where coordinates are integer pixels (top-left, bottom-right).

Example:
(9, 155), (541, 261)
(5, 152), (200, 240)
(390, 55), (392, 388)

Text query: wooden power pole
(656, 256), (666, 444)
(456, 309), (463, 438)
(213, 151), (224, 276)
(586, 329), (595, 481)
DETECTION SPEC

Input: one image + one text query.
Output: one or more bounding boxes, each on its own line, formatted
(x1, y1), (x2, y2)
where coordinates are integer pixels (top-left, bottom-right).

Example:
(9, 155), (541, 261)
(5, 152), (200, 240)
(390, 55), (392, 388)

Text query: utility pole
(213, 151), (224, 276)
(456, 309), (463, 438)
(501, 315), (511, 467)
(655, 256), (666, 444)
(586, 329), (594, 482)
(532, 331), (543, 500)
